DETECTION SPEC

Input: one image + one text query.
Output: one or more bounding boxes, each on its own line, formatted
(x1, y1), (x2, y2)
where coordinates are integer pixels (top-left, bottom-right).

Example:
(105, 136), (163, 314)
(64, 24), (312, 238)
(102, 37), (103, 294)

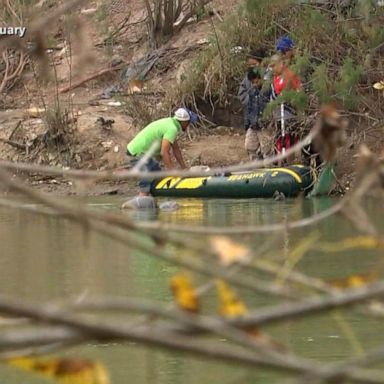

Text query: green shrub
(334, 57), (364, 109)
(168, 0), (383, 114)
(311, 63), (332, 104)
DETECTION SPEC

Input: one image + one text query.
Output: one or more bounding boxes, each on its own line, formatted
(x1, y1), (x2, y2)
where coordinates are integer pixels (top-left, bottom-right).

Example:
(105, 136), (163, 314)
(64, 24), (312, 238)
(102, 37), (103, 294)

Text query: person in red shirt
(268, 55), (302, 163)
(270, 54), (301, 97)
(273, 67), (301, 95)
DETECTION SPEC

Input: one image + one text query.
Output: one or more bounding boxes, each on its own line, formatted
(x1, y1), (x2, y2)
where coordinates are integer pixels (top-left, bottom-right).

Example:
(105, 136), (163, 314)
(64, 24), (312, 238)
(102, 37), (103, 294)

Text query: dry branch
(174, 0), (213, 33)
(0, 138), (27, 150)
(58, 64), (125, 94)
(0, 298), (327, 378)
(235, 281), (384, 329)
(0, 50), (26, 93)
(0, 146), (382, 383)
(0, 294), (383, 383)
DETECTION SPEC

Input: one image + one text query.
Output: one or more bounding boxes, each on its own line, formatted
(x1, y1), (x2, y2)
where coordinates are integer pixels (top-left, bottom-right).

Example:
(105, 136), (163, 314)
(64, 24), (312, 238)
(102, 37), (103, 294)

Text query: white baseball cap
(174, 108), (190, 121)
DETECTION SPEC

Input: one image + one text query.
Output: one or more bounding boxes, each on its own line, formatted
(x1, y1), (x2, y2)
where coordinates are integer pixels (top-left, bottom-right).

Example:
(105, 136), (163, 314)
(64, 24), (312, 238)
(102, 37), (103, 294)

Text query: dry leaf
(210, 236), (250, 266)
(170, 273), (200, 313)
(24, 107), (45, 118)
(373, 81), (384, 90)
(7, 357), (110, 384)
(312, 104), (348, 162)
(216, 280), (247, 318)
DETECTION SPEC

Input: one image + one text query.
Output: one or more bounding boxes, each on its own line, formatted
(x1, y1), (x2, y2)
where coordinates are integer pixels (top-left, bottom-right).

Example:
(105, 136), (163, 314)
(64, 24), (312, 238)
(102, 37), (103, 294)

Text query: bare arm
(172, 140), (187, 169)
(160, 139), (175, 169)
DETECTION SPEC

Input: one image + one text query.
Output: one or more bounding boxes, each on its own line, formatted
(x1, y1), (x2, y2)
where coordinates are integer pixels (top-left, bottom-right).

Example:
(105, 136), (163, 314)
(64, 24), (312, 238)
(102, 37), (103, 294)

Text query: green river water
(0, 197), (383, 383)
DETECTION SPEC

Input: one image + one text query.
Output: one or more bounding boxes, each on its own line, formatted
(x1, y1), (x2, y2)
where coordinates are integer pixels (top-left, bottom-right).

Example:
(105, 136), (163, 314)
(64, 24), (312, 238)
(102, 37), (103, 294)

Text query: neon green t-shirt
(127, 117), (181, 156)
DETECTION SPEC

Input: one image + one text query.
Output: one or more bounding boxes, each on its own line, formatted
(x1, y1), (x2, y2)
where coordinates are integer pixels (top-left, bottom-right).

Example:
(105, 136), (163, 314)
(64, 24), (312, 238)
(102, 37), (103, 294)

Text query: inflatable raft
(151, 165), (328, 199)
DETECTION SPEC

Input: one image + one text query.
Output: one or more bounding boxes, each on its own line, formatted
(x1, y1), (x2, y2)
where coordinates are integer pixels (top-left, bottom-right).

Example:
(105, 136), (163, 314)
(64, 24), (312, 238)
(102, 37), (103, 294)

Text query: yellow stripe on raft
(168, 177), (182, 188)
(175, 177), (210, 189)
(155, 177), (173, 189)
(155, 177), (182, 189)
(155, 177), (210, 190)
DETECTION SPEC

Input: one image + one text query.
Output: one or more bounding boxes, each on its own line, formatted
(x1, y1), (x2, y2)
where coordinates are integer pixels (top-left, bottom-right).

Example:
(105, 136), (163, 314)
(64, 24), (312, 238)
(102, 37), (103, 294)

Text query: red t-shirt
(273, 68), (301, 96)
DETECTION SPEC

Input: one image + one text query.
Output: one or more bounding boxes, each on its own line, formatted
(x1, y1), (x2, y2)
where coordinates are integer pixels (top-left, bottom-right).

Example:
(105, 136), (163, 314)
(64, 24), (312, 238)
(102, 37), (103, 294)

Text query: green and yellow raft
(151, 165), (334, 199)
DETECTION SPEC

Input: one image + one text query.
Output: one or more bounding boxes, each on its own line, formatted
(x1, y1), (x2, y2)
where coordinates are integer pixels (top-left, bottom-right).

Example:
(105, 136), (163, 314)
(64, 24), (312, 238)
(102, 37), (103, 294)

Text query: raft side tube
(151, 165), (315, 199)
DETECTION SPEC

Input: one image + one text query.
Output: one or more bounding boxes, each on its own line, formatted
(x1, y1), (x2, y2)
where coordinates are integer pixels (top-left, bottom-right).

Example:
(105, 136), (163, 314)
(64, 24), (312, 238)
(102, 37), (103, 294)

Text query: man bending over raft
(123, 108), (191, 209)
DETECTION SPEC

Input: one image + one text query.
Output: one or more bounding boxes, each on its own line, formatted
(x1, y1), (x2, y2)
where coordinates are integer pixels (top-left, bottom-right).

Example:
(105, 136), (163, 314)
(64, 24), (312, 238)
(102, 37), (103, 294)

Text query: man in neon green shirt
(126, 108), (190, 198)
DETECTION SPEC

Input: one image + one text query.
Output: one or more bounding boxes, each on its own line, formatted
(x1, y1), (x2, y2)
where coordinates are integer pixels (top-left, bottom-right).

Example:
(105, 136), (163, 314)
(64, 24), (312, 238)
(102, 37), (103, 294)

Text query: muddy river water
(0, 196), (383, 383)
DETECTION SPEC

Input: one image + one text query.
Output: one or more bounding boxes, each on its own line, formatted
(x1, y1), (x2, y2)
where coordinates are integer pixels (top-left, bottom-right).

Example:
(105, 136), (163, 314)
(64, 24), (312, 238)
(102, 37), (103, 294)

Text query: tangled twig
(0, 49), (27, 93)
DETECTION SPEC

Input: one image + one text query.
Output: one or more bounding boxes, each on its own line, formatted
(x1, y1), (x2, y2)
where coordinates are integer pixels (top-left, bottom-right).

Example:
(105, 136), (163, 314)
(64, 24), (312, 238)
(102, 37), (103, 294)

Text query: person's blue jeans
(129, 155), (161, 193)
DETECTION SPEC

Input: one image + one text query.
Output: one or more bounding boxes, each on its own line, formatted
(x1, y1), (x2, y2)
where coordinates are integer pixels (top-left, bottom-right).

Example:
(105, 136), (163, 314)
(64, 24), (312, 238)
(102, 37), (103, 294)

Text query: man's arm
(238, 76), (250, 106)
(172, 140), (187, 169)
(161, 139), (175, 169)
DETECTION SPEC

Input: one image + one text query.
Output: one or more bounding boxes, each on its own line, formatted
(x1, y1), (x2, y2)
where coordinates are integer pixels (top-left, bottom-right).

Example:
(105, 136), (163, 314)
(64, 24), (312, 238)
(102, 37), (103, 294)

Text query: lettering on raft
(228, 172), (267, 181)
(0, 27), (27, 38)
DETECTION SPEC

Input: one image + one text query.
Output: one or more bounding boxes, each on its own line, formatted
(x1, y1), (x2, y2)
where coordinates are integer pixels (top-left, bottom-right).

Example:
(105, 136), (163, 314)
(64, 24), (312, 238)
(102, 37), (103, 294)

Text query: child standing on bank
(243, 68), (269, 160)
(238, 49), (270, 160)
(238, 48), (267, 121)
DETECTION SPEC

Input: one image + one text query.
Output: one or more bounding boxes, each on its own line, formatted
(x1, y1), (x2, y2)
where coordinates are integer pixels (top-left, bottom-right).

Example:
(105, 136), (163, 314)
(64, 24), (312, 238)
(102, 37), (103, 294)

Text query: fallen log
(58, 64), (125, 94)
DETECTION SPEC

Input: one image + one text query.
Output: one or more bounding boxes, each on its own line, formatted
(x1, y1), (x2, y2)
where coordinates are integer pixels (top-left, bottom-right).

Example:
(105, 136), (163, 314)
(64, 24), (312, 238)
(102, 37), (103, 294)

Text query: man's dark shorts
(127, 150), (161, 193)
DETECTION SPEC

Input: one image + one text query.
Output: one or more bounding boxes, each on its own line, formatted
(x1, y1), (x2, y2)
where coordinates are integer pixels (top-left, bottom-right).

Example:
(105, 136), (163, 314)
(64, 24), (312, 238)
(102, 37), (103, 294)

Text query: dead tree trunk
(143, 0), (211, 47)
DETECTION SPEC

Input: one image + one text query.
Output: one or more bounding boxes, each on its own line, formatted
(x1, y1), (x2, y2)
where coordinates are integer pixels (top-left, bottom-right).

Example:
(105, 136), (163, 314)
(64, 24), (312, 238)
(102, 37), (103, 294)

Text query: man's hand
(161, 139), (174, 169)
(172, 140), (187, 169)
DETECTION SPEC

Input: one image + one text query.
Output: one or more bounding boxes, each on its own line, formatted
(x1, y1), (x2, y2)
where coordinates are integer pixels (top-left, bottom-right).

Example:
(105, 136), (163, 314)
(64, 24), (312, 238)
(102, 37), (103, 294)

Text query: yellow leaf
(373, 81), (384, 90)
(210, 236), (250, 266)
(56, 360), (110, 384)
(170, 273), (200, 313)
(215, 282), (286, 351)
(7, 357), (110, 384)
(328, 272), (378, 289)
(216, 280), (247, 318)
(24, 107), (45, 118)
(7, 357), (58, 377)
(347, 275), (369, 288)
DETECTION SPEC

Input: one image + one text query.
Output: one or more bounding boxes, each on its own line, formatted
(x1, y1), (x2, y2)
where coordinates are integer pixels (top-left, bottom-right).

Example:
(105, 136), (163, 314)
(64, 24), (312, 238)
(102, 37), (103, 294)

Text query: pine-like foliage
(171, 0), (384, 114)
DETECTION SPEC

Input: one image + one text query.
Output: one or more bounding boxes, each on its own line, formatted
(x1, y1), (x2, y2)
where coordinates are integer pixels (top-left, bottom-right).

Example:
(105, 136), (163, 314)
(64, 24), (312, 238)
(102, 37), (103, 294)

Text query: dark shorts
(128, 152), (161, 193)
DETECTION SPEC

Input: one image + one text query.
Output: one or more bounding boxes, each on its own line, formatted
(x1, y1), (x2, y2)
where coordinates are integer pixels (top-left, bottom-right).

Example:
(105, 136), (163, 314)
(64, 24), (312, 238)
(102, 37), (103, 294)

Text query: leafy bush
(170, 0), (384, 114)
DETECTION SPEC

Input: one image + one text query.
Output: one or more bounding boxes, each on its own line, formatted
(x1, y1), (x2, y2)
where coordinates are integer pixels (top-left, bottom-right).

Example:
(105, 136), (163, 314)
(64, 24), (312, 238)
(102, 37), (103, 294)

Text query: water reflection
(123, 197), (334, 228)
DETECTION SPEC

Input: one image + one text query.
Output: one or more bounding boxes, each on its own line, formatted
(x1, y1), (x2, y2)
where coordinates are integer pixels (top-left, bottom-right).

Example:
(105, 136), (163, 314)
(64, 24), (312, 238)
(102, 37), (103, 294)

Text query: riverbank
(1, 98), (380, 197)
